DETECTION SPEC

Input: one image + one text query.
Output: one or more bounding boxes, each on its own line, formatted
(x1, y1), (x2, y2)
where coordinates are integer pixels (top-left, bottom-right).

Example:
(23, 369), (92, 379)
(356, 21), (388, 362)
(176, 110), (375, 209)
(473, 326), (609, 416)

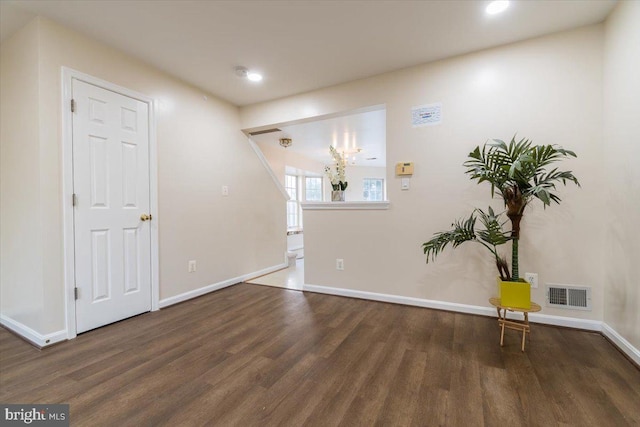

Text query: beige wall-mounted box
(395, 162), (414, 176)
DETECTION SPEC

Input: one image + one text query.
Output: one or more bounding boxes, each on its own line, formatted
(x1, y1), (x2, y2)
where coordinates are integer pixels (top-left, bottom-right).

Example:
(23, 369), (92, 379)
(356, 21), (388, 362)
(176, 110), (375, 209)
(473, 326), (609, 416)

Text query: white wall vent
(546, 284), (591, 311)
(248, 128), (281, 136)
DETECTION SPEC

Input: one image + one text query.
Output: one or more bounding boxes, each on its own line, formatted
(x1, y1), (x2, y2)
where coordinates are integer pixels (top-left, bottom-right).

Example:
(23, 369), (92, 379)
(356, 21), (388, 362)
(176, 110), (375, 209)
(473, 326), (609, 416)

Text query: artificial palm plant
(423, 136), (580, 281)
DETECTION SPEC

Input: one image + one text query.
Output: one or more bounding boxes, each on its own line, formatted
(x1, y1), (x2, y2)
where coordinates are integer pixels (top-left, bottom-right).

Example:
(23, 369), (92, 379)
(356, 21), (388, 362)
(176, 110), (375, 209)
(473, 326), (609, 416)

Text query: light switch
(401, 178), (410, 190)
(222, 185), (229, 196)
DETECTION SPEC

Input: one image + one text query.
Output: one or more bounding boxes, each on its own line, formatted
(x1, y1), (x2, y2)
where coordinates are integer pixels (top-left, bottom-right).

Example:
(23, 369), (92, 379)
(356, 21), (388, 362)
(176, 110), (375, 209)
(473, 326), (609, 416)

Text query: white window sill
(301, 201), (390, 210)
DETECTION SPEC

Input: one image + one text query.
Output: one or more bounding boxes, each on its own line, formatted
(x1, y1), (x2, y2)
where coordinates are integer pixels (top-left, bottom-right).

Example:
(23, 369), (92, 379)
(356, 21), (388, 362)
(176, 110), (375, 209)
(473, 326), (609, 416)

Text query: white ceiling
(252, 108), (387, 168)
(1, 0), (616, 107)
(1, 0), (615, 171)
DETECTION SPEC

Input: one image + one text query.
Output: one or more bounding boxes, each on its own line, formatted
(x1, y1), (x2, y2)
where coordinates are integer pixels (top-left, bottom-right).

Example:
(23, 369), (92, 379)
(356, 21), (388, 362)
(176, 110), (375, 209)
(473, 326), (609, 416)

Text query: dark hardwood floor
(1, 283), (639, 426)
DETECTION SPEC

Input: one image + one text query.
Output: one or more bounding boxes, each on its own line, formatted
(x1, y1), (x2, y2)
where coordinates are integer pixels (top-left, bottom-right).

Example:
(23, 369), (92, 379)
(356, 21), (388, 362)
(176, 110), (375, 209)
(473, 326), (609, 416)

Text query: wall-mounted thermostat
(395, 162), (414, 176)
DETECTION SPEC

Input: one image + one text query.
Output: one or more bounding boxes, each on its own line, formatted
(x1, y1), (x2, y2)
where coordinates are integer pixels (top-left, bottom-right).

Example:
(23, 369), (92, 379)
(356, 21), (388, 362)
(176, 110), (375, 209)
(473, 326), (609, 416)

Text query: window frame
(304, 176), (323, 202)
(285, 174), (302, 230)
(363, 177), (385, 201)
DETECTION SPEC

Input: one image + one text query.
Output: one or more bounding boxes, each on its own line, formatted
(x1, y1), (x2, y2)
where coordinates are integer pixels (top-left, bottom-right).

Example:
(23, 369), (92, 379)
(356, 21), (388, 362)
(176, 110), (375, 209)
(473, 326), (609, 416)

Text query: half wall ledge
(301, 201), (390, 210)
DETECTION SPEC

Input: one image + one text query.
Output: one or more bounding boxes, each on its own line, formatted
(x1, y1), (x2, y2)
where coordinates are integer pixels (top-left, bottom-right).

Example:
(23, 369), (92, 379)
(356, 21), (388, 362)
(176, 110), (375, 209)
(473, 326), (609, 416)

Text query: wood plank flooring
(1, 283), (639, 426)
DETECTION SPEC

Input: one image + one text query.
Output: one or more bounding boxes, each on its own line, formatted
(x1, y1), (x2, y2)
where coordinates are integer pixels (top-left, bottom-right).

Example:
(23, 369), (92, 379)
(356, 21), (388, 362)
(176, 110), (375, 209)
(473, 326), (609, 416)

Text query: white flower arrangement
(324, 146), (348, 191)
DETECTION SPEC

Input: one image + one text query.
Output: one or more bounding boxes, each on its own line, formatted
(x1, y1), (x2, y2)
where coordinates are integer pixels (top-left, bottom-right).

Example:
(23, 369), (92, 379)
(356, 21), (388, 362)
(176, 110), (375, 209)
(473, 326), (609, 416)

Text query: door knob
(140, 213), (152, 221)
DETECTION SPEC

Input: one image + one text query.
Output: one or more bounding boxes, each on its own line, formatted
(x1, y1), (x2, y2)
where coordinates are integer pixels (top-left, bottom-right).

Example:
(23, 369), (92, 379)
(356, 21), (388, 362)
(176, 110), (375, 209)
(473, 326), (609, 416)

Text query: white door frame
(61, 67), (160, 339)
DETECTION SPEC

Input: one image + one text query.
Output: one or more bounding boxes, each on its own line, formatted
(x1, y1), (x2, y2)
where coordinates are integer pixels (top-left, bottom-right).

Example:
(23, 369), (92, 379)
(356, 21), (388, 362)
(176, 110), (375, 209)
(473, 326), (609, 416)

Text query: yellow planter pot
(497, 277), (531, 309)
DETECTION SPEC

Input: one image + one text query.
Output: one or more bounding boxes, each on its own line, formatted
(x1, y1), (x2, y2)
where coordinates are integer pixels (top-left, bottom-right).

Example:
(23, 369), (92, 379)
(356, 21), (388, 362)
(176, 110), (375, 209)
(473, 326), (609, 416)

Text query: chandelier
(279, 138), (292, 148)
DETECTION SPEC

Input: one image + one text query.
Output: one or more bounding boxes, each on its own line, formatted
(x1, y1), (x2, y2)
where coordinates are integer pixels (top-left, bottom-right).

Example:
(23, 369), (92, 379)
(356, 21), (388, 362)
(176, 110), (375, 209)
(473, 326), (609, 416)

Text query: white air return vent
(546, 284), (591, 311)
(248, 128), (281, 136)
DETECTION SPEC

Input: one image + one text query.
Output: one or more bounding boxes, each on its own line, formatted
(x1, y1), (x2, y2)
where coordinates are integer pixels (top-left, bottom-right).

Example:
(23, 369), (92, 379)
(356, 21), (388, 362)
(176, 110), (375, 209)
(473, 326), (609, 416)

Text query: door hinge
(74, 287), (79, 300)
(72, 193), (77, 207)
(71, 99), (76, 113)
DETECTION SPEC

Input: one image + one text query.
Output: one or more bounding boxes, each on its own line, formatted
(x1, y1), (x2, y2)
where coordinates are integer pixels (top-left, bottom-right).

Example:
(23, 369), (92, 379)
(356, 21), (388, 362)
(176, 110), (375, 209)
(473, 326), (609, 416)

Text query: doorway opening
(245, 105), (387, 290)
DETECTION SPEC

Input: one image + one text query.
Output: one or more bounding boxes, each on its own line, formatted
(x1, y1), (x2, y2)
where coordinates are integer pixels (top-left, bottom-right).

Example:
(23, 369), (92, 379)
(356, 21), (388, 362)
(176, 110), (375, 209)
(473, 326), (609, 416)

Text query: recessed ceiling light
(486, 0), (509, 15)
(235, 66), (263, 83)
(246, 72), (263, 82)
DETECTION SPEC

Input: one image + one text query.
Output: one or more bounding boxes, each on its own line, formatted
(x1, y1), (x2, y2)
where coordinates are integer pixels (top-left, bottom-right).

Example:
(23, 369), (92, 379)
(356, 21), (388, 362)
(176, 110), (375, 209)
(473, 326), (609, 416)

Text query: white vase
(331, 190), (345, 202)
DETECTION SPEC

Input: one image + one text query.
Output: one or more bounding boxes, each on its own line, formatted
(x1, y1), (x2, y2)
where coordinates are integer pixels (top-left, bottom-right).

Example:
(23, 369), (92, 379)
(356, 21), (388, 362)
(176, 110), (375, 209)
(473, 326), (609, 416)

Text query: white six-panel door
(72, 79), (152, 333)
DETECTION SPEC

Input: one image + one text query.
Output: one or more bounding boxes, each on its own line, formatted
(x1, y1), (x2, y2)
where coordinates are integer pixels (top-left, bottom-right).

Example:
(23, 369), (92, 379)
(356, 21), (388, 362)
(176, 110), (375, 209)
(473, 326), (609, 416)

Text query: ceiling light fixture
(235, 66), (263, 82)
(486, 0), (509, 15)
(340, 147), (362, 156)
(246, 72), (263, 82)
(279, 138), (292, 148)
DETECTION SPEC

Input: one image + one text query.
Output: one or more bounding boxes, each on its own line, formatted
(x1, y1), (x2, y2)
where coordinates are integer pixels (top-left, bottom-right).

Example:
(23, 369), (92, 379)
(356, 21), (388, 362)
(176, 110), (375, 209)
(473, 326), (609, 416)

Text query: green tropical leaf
(423, 213), (478, 263)
(475, 208), (511, 248)
(423, 207), (511, 278)
(430, 135), (581, 278)
(465, 136), (580, 209)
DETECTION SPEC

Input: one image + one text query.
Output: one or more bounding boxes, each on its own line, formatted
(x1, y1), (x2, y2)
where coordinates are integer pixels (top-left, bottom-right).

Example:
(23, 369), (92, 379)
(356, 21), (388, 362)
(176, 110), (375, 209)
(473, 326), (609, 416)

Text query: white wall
(0, 17), (286, 337)
(603, 1), (640, 350)
(0, 19), (45, 330)
(241, 25), (605, 320)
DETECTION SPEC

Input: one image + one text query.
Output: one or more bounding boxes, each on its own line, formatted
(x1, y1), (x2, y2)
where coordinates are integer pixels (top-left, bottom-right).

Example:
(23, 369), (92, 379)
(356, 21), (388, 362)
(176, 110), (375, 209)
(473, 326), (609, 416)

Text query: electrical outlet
(188, 260), (197, 273)
(525, 272), (538, 288)
(222, 186), (229, 196)
(336, 259), (344, 270)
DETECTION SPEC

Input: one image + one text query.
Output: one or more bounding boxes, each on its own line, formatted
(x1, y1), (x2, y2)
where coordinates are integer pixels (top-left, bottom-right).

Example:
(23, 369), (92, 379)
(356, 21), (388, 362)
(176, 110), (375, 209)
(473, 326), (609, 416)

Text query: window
(305, 176), (323, 201)
(363, 178), (384, 201)
(285, 174), (301, 229)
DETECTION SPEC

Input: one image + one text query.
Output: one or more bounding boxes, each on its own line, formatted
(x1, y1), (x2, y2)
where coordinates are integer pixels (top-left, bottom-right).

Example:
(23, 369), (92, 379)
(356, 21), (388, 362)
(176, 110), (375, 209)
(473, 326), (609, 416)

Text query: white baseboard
(527, 312), (602, 331)
(303, 284), (495, 317)
(602, 322), (640, 366)
(159, 263), (288, 308)
(0, 314), (67, 348)
(302, 284), (604, 331)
